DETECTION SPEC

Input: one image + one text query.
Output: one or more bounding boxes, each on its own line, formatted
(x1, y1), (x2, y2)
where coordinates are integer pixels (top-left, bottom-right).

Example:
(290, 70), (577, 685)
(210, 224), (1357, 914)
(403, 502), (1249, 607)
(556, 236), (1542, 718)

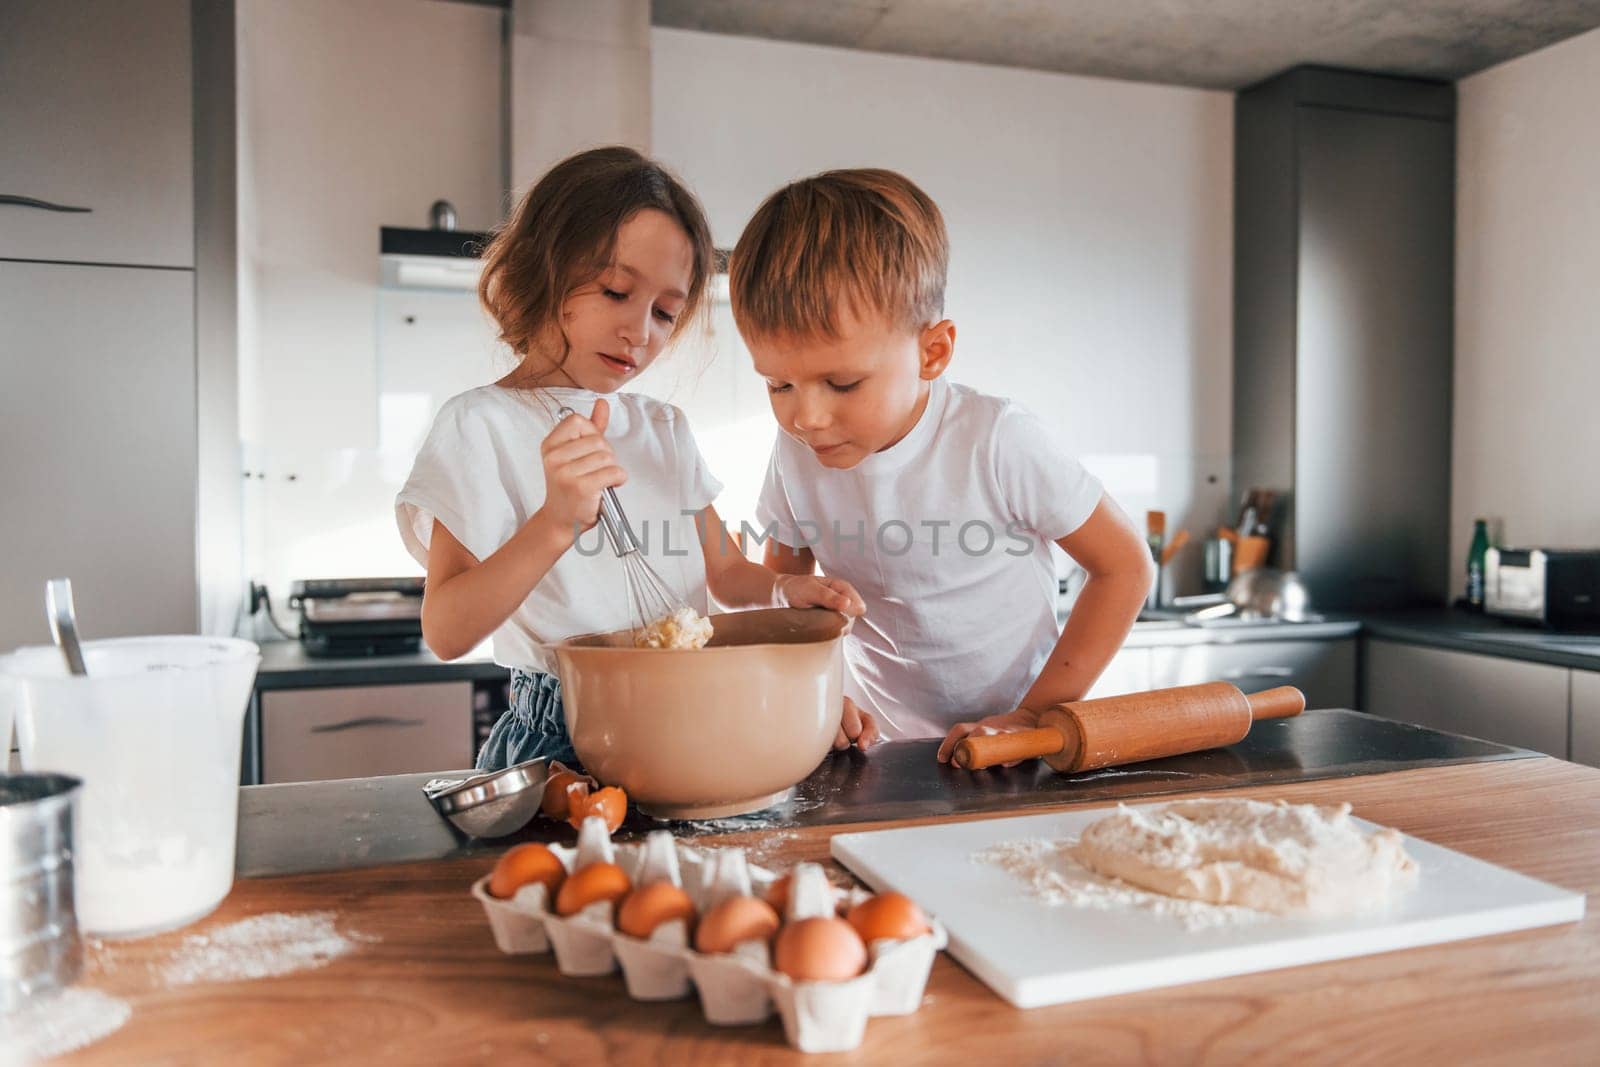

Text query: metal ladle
(45, 577), (88, 676)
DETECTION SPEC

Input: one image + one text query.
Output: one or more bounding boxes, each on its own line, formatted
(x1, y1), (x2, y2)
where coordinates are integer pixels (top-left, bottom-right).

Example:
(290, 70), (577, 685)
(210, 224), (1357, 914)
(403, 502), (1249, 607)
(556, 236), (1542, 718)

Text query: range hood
(379, 222), (491, 291)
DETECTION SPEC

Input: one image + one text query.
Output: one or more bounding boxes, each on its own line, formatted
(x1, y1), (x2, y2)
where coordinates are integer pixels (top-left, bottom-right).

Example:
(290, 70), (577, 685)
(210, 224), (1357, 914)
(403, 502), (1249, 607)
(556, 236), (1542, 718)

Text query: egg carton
(471, 817), (948, 1054)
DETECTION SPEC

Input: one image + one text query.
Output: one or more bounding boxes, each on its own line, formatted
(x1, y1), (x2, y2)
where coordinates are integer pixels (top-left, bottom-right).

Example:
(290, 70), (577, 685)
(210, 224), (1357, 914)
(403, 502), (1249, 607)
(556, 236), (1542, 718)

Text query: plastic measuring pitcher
(1, 636), (260, 938)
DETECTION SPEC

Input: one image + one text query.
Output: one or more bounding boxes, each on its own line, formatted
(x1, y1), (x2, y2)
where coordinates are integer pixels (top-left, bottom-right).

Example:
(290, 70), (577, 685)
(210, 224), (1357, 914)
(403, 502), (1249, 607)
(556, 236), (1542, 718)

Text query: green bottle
(1466, 519), (1490, 609)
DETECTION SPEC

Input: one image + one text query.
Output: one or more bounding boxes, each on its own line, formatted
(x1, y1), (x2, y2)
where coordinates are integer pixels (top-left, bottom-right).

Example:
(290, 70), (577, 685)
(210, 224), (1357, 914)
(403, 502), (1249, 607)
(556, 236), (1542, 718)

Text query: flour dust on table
(87, 910), (377, 989)
(0, 988), (131, 1064)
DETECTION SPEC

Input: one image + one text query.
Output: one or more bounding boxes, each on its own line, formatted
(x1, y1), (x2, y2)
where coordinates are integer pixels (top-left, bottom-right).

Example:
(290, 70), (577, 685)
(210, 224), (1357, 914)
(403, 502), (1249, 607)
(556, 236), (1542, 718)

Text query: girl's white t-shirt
(754, 377), (1104, 741)
(396, 384), (722, 673)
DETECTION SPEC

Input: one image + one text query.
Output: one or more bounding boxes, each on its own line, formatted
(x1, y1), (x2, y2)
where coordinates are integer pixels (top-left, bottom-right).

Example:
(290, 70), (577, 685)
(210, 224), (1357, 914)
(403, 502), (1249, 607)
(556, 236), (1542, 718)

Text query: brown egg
(541, 771), (586, 819)
(616, 882), (696, 940)
(762, 873), (792, 915)
(694, 895), (781, 954)
(846, 892), (932, 943)
(773, 917), (868, 982)
(487, 843), (566, 900)
(553, 861), (632, 917)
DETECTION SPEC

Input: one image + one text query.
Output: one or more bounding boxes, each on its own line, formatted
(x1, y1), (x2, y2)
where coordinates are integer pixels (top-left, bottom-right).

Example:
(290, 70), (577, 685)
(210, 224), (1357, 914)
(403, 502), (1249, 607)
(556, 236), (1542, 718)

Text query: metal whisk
(555, 405), (690, 637)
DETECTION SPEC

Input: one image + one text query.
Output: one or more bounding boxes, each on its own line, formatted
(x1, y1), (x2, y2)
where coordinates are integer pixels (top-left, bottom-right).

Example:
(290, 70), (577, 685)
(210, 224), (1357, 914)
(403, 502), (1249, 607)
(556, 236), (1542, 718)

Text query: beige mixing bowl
(550, 608), (848, 819)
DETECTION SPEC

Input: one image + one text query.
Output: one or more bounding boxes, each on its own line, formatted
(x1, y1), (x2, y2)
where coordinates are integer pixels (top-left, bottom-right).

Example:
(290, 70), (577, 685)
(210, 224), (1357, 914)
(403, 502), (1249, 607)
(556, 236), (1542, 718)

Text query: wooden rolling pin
(951, 681), (1305, 773)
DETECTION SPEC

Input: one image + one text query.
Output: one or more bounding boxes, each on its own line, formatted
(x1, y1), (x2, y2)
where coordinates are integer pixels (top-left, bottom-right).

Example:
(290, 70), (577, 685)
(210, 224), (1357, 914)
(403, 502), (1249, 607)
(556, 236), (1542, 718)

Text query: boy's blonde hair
(729, 168), (948, 342)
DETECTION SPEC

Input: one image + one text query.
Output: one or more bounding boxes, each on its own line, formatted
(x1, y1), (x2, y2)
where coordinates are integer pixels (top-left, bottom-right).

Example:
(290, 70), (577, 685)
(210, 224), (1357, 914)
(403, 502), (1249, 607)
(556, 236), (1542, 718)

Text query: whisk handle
(555, 404), (636, 558)
(597, 486), (638, 557)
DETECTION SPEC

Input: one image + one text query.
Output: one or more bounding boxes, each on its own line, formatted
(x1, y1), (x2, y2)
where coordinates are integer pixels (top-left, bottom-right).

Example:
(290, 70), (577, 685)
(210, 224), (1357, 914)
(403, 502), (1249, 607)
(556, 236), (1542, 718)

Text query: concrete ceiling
(651, 0), (1600, 89)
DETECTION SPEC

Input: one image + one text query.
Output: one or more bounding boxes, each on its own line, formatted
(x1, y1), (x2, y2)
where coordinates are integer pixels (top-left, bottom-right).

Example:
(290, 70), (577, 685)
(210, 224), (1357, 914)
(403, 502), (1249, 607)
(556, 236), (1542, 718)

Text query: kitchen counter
(59, 756), (1600, 1063)
(254, 639), (507, 690)
(235, 709), (1529, 877)
(1362, 608), (1600, 671)
(1119, 616), (1360, 646)
(250, 610), (1598, 696)
(251, 616), (1359, 692)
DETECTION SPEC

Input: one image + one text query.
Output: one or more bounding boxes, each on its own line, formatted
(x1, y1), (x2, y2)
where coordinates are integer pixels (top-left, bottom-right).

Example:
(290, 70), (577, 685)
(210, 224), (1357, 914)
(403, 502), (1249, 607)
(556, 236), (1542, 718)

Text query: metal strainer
(422, 758), (551, 839)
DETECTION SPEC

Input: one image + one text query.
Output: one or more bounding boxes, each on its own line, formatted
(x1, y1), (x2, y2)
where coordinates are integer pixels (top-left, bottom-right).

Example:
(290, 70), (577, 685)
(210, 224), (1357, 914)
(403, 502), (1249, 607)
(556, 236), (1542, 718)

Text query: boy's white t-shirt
(396, 384), (722, 673)
(755, 377), (1103, 741)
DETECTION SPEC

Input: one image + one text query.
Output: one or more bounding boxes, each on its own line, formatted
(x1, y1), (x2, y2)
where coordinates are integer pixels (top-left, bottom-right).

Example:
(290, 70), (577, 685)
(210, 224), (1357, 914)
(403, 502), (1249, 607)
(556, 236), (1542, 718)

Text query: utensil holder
(1203, 537), (1233, 591)
(1145, 561), (1165, 611)
(1233, 536), (1271, 575)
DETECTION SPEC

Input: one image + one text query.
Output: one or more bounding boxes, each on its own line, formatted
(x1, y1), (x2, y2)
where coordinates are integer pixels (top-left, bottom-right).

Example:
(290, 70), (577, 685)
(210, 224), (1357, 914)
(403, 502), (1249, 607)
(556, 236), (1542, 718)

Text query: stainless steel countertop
(236, 709), (1532, 878)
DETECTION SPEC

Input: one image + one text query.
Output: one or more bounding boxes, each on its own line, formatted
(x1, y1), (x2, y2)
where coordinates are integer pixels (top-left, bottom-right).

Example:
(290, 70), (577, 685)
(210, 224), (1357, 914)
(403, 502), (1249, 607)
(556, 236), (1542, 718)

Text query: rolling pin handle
(1245, 685), (1306, 721)
(951, 727), (1065, 770)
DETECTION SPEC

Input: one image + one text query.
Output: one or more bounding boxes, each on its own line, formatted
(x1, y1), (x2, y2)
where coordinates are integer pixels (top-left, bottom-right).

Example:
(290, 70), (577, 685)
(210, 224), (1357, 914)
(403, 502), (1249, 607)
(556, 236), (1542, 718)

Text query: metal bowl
(422, 758), (552, 839)
(1186, 568), (1317, 624)
(1229, 567), (1314, 620)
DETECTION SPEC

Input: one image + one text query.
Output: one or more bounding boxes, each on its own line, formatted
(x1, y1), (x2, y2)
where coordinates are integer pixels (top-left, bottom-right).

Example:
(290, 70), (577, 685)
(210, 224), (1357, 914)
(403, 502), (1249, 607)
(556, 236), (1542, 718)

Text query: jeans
(474, 669), (580, 772)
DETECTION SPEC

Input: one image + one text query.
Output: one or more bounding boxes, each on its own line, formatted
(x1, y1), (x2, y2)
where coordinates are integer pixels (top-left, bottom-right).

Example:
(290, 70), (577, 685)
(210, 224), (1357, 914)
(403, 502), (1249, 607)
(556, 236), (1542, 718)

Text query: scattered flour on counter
(689, 830), (803, 868)
(0, 988), (131, 1065)
(665, 794), (826, 837)
(159, 911), (369, 986)
(4, 912), (372, 1061)
(973, 838), (1267, 931)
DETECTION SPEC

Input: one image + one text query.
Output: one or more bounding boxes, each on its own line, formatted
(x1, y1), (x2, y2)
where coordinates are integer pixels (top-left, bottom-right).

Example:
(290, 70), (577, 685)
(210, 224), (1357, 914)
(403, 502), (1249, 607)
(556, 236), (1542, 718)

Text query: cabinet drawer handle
(0, 194), (93, 213)
(310, 715), (426, 734)
(1222, 666), (1295, 680)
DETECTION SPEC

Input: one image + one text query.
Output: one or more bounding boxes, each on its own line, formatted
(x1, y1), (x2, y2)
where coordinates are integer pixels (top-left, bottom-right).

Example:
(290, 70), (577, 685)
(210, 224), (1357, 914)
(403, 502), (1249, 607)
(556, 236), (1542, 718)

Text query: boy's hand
(773, 573), (866, 617)
(936, 707), (1043, 766)
(835, 696), (879, 751)
(538, 400), (625, 538)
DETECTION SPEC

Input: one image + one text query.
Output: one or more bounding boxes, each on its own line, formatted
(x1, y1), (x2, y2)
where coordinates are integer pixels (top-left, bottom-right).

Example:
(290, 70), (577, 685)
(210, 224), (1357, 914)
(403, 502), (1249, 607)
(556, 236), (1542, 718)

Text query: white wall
(509, 0), (651, 190)
(1454, 26), (1600, 595)
(647, 29), (1234, 590)
(237, 19), (1234, 601)
(237, 0), (505, 601)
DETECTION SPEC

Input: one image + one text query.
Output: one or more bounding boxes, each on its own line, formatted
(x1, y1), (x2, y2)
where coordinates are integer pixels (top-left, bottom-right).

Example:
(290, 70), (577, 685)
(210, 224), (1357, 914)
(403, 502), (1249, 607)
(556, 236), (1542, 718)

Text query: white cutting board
(830, 806), (1586, 1008)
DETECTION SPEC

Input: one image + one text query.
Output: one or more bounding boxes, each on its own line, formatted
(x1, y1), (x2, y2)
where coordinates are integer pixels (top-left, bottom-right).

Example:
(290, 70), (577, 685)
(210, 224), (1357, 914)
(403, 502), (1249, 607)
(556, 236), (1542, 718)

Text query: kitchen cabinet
(1234, 69), (1453, 609)
(1, 0), (194, 267)
(260, 682), (475, 784)
(1571, 670), (1600, 769)
(1152, 638), (1356, 710)
(1363, 640), (1570, 757)
(1084, 637), (1356, 711)
(1, 2), (237, 650)
(0, 261), (198, 649)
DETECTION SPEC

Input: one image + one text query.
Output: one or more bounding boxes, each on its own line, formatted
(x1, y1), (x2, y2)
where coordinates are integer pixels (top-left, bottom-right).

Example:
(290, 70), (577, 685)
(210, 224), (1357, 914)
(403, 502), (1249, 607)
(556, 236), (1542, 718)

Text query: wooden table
(59, 758), (1600, 1064)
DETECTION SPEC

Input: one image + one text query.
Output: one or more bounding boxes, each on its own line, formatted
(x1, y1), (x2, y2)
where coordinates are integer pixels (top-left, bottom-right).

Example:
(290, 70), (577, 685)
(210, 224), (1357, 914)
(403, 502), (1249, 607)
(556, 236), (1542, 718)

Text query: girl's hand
(835, 696), (879, 751)
(935, 708), (1043, 766)
(773, 573), (866, 617)
(538, 400), (625, 540)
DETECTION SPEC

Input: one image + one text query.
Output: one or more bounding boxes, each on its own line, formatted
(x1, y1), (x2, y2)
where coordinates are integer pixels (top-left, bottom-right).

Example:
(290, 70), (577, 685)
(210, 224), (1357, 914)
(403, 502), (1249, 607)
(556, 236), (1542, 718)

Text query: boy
(728, 168), (1153, 761)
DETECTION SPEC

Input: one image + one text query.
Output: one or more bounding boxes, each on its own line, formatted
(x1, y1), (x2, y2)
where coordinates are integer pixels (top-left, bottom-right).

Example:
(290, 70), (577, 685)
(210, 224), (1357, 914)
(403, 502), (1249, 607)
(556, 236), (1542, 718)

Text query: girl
(396, 147), (873, 773)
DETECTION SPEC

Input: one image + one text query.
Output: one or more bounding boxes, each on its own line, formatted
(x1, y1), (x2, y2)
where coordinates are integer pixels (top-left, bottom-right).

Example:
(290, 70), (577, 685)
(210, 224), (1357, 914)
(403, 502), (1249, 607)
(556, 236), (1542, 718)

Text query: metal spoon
(45, 577), (88, 676)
